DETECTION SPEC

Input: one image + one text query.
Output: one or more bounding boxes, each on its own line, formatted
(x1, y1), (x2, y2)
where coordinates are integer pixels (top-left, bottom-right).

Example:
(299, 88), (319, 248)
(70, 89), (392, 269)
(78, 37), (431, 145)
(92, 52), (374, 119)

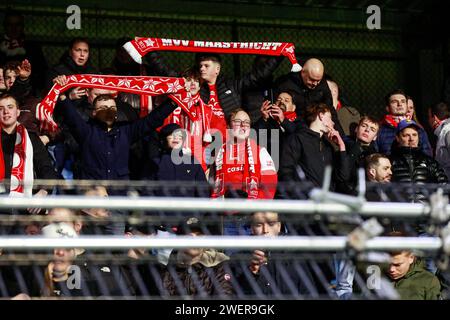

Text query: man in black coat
(253, 90), (300, 167)
(278, 103), (349, 194)
(391, 120), (447, 185)
(390, 120), (447, 202)
(274, 58), (344, 136)
(45, 37), (96, 94)
(338, 116), (379, 195)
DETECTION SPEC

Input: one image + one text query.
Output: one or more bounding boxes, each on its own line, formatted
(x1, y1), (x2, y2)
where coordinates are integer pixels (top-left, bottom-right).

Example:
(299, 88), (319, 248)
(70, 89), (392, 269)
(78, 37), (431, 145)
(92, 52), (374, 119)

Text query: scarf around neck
(212, 138), (261, 199)
(0, 124), (34, 196)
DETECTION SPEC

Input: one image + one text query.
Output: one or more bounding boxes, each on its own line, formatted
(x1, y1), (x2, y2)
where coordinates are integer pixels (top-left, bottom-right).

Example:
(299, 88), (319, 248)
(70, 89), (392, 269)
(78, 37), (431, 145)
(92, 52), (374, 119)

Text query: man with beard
(253, 91), (300, 167)
(390, 120), (447, 204)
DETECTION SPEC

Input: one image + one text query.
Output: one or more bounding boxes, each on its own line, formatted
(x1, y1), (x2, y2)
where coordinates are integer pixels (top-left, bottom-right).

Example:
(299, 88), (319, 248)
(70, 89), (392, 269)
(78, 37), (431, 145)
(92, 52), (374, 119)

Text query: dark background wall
(2, 0), (449, 122)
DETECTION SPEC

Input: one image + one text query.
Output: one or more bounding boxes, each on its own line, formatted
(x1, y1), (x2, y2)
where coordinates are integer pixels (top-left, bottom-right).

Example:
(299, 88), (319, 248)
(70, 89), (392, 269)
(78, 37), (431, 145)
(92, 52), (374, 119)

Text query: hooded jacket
(389, 259), (441, 300)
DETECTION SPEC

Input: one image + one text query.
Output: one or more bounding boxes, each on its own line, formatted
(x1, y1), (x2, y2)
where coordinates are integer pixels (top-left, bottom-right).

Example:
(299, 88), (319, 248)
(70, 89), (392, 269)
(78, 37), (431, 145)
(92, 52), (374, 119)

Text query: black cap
(177, 216), (204, 235)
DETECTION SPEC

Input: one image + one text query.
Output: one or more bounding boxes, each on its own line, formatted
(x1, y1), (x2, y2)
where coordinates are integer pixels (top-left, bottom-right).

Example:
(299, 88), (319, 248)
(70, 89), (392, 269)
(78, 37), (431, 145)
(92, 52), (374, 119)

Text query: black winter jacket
(253, 116), (301, 167)
(0, 129), (58, 183)
(390, 147), (448, 184)
(46, 54), (96, 92)
(278, 127), (350, 191)
(199, 57), (282, 121)
(151, 151), (208, 197)
(274, 72), (344, 136)
(233, 251), (314, 297)
(338, 140), (377, 195)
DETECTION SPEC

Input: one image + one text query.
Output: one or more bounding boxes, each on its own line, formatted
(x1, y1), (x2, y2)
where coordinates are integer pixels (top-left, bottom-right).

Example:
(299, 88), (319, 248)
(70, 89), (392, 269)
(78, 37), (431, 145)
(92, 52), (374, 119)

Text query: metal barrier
(1, 180), (450, 300)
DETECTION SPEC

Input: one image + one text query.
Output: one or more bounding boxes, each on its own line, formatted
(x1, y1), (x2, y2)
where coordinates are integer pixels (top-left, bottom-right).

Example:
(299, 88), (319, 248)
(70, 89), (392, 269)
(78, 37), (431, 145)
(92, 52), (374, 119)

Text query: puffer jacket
(162, 249), (234, 296)
(390, 146), (447, 203)
(390, 146), (448, 184)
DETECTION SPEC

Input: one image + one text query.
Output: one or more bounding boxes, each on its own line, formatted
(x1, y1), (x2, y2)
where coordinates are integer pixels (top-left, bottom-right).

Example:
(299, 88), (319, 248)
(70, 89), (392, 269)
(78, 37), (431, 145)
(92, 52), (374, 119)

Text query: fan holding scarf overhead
(47, 74), (192, 182)
(122, 36), (292, 153)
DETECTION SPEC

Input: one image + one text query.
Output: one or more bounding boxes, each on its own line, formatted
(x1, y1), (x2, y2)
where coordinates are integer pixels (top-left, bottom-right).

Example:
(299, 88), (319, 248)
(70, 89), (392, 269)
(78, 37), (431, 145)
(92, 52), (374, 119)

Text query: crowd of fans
(1, 9), (450, 300)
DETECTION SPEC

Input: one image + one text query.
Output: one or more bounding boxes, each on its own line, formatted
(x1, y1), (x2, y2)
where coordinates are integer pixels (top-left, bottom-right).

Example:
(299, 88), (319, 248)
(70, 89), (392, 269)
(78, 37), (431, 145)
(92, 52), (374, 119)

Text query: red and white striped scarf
(123, 37), (301, 72)
(0, 124), (34, 196)
(212, 138), (261, 199)
(35, 74), (191, 133)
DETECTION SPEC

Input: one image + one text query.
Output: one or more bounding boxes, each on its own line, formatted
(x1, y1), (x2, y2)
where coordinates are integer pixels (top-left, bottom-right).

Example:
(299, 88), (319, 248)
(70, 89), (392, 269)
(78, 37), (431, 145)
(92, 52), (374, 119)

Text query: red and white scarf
(163, 93), (213, 170)
(382, 114), (406, 128)
(123, 37), (301, 72)
(284, 111), (297, 122)
(0, 124), (33, 196)
(212, 138), (261, 199)
(36, 75), (191, 133)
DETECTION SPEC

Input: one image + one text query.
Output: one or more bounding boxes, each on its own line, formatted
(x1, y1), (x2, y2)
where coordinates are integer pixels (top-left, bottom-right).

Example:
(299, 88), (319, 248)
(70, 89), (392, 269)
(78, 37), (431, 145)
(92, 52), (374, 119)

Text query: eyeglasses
(231, 119), (251, 127)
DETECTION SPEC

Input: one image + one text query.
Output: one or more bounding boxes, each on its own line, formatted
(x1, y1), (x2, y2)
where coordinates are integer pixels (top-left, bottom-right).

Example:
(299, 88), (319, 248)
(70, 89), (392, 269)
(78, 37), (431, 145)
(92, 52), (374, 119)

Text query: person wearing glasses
(211, 108), (277, 200)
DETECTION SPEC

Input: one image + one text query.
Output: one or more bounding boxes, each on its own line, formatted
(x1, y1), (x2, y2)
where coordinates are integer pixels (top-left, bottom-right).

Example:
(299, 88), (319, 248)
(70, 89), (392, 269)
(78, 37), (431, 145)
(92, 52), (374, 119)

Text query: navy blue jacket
(56, 99), (176, 180)
(376, 123), (432, 157)
(152, 152), (208, 197)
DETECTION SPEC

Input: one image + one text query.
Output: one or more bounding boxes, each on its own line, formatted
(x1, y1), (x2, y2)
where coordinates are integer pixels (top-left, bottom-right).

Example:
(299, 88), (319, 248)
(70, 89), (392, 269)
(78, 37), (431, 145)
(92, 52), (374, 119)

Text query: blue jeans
(334, 253), (356, 300)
